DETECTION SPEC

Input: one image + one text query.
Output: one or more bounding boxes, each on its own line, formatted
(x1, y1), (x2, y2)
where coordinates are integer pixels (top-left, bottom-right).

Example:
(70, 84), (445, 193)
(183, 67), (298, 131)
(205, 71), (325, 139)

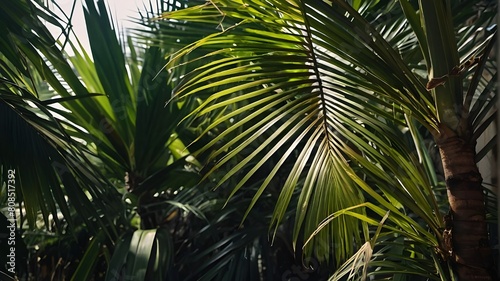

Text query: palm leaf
(160, 0), (446, 265)
(106, 228), (173, 281)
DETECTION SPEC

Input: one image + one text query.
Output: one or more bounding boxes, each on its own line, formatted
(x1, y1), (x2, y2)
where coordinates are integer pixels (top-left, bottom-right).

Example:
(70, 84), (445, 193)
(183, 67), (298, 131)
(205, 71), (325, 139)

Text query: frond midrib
(298, 1), (335, 156)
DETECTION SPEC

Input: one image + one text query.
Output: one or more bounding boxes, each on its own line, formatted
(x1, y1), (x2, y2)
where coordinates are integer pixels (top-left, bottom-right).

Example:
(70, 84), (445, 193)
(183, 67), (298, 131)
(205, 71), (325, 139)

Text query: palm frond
(161, 0), (444, 264)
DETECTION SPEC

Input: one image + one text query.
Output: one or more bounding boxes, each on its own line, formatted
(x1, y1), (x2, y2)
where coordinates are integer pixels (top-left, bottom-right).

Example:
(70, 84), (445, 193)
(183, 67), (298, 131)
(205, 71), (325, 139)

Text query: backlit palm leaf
(57, 0), (201, 186)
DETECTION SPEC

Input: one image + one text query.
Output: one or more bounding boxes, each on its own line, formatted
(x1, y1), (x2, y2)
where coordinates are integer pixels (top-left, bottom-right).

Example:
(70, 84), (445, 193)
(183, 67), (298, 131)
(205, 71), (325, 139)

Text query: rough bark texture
(437, 127), (493, 281)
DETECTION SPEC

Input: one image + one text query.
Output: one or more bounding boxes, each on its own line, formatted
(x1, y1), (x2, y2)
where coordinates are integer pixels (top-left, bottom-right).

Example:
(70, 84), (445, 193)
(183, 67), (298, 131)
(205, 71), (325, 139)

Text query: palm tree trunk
(437, 125), (493, 280)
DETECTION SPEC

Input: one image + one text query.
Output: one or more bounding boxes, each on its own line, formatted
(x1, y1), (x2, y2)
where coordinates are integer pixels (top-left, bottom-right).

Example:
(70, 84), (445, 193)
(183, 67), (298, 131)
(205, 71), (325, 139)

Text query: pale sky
(49, 0), (148, 53)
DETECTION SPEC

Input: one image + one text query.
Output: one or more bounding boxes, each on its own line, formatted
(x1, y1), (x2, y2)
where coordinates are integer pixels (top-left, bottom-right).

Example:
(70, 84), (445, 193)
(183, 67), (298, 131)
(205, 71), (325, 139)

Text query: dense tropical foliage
(0, 0), (497, 280)
(157, 0), (498, 280)
(0, 0), (323, 280)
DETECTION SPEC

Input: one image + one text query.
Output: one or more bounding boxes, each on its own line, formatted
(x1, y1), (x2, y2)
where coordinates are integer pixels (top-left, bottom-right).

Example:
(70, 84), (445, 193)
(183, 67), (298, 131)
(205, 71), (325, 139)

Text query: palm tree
(159, 0), (498, 280)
